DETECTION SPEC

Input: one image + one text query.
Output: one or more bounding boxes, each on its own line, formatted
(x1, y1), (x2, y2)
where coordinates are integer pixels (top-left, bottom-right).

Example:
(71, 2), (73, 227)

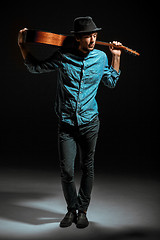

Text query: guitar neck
(24, 30), (140, 56)
(96, 41), (140, 56)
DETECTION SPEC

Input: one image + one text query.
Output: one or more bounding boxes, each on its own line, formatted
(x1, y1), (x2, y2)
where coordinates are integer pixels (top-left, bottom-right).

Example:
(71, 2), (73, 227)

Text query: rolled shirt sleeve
(24, 51), (61, 74)
(102, 55), (121, 88)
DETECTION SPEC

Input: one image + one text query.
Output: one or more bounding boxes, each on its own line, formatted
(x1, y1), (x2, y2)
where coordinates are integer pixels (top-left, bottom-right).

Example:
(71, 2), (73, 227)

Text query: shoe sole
(76, 222), (89, 229)
(60, 223), (72, 228)
(60, 218), (77, 228)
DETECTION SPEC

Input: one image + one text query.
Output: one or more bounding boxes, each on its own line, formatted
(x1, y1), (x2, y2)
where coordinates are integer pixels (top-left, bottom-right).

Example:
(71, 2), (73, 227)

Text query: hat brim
(70, 28), (102, 34)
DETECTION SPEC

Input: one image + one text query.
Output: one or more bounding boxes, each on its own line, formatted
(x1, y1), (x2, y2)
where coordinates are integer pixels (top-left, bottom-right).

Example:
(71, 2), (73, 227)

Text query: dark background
(0, 2), (158, 175)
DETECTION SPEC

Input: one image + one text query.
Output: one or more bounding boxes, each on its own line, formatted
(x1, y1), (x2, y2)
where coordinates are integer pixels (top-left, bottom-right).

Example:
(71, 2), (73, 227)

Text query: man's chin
(88, 46), (94, 51)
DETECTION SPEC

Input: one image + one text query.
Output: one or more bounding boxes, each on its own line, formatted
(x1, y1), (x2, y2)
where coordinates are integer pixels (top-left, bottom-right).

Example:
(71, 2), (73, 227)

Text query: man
(18, 16), (122, 228)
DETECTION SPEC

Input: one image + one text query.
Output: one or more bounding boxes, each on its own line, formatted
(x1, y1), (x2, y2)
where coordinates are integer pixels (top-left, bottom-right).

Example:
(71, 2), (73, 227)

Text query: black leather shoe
(76, 212), (89, 228)
(60, 211), (77, 228)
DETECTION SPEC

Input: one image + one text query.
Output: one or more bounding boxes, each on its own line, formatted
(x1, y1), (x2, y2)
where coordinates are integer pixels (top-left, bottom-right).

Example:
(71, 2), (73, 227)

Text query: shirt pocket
(62, 63), (81, 82)
(85, 69), (101, 84)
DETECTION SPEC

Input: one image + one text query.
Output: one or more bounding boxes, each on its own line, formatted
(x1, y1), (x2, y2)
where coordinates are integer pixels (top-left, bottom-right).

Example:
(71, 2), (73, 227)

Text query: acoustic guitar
(23, 29), (140, 56)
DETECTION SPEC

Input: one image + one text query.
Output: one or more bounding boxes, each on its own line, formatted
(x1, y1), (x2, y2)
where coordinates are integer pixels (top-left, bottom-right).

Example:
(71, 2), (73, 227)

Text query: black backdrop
(1, 2), (158, 175)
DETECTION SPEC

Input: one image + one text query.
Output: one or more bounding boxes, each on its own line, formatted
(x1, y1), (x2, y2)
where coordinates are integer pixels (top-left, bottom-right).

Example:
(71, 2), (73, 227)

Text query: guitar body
(24, 30), (67, 46)
(24, 30), (140, 56)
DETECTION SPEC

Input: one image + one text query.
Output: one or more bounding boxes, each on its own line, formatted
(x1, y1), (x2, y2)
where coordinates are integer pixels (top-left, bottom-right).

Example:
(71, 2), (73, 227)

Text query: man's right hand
(18, 28), (28, 47)
(18, 28), (28, 60)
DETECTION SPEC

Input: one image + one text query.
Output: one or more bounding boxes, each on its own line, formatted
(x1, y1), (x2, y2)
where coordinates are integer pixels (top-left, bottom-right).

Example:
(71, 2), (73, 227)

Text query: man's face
(77, 32), (98, 53)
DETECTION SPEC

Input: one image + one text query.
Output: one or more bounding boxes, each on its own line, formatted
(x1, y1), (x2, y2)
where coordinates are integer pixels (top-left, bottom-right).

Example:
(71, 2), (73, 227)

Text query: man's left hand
(109, 41), (122, 56)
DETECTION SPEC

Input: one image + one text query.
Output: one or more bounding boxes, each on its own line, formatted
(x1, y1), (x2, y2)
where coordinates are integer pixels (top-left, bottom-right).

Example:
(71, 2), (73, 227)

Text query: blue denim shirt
(25, 49), (120, 126)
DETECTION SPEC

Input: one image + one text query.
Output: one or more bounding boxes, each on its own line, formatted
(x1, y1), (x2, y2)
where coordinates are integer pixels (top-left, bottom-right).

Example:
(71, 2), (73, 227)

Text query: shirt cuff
(110, 65), (121, 77)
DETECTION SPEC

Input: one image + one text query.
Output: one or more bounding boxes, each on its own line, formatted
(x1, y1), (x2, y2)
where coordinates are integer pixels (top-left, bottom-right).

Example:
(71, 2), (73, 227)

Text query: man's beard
(82, 44), (95, 52)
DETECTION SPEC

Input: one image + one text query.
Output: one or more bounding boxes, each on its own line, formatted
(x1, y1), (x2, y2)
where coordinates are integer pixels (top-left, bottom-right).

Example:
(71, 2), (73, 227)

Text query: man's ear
(74, 34), (81, 42)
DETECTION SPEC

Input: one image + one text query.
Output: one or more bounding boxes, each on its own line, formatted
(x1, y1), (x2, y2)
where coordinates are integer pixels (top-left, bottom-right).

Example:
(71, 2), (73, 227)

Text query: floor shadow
(0, 191), (63, 225)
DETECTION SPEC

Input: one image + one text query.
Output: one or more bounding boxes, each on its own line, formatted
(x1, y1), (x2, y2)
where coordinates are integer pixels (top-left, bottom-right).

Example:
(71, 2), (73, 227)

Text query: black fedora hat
(71, 16), (102, 34)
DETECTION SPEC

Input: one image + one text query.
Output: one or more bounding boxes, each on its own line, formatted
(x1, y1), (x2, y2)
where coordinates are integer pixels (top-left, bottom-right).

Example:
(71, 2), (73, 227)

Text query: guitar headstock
(124, 47), (140, 56)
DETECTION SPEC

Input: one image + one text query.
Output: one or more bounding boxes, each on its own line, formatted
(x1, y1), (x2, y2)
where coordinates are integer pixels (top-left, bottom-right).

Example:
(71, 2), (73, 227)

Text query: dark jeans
(58, 116), (100, 212)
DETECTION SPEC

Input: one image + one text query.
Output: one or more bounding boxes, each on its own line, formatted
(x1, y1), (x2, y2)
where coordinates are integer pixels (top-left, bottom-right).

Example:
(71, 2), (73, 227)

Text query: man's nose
(91, 36), (94, 42)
